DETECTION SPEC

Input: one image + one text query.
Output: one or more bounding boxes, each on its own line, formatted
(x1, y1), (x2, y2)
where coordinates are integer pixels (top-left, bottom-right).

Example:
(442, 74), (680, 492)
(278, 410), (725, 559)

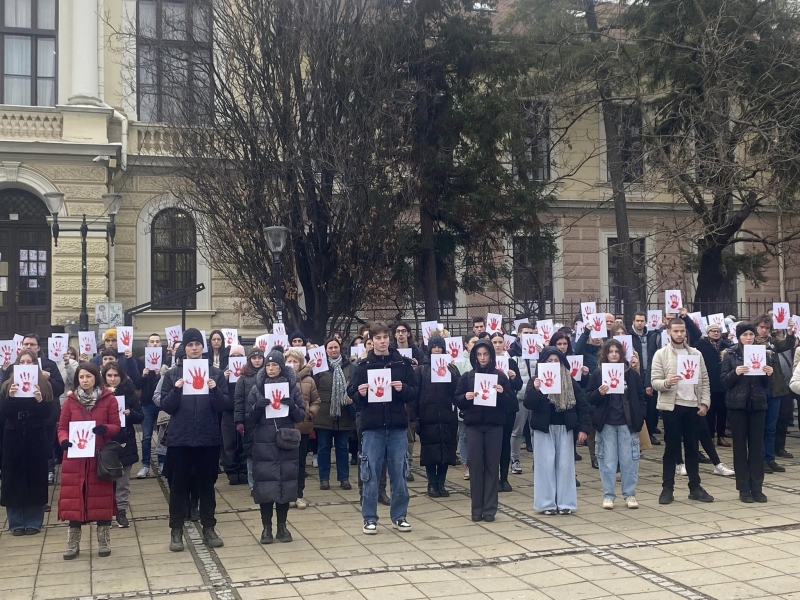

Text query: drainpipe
(778, 212), (786, 301)
(97, 0), (104, 102)
(110, 109), (128, 171)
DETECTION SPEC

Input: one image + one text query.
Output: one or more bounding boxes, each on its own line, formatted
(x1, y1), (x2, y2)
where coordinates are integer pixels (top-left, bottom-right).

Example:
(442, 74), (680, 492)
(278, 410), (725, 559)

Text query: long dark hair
(73, 361), (103, 390)
(101, 361), (129, 387)
(598, 339), (629, 366)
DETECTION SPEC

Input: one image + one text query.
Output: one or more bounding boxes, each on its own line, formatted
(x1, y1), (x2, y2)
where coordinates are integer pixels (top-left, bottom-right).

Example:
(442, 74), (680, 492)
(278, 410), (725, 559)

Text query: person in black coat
(234, 346), (265, 491)
(410, 335), (460, 498)
(720, 323), (772, 503)
(454, 340), (516, 522)
(525, 347), (590, 515)
(137, 332), (165, 478)
(586, 340), (646, 509)
(102, 362), (144, 528)
(695, 325), (733, 446)
(0, 350), (54, 534)
(489, 333), (522, 492)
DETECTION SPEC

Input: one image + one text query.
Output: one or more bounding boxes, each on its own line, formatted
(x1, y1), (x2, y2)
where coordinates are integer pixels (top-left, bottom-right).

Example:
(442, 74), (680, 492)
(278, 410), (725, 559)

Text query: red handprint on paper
(314, 354), (323, 368)
(592, 316), (603, 330)
(776, 307), (787, 324)
(608, 369), (621, 389)
(543, 370), (555, 388)
(435, 358), (448, 377)
(257, 337), (268, 351)
(503, 339), (511, 352)
(526, 339), (537, 355)
(170, 330), (180, 344)
(570, 361), (580, 377)
(19, 371), (33, 392)
(681, 360), (695, 380)
(1, 345), (12, 363)
(449, 342), (460, 359)
(149, 353), (160, 366)
(225, 332), (234, 345)
(84, 340), (92, 352)
(651, 314), (659, 328)
(188, 367), (207, 390)
(479, 380), (491, 400)
(669, 294), (680, 309)
(75, 429), (93, 450)
(370, 376), (388, 398)
(622, 340), (629, 355)
(232, 362), (243, 377)
(495, 360), (505, 372)
(540, 325), (551, 341)
(51, 340), (62, 359)
(750, 355), (763, 370)
(585, 305), (594, 316)
(488, 317), (499, 331)
(270, 388), (283, 410)
(120, 330), (131, 347)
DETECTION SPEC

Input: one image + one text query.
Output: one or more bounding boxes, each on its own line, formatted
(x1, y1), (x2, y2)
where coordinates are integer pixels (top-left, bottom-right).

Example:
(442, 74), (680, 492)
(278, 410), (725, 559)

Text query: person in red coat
(57, 361), (121, 560)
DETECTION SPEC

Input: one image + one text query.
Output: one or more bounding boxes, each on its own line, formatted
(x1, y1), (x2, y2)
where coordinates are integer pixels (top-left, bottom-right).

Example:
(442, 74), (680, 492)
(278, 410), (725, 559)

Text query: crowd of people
(0, 307), (798, 559)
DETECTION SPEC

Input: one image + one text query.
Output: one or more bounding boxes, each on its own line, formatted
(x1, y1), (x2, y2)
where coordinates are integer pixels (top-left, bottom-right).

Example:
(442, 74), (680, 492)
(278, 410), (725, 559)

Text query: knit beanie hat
(229, 343), (245, 357)
(736, 322), (757, 339)
(289, 330), (307, 346)
(427, 334), (446, 355)
(248, 346), (265, 360)
(265, 346), (285, 369)
(104, 328), (117, 341)
(182, 327), (205, 347)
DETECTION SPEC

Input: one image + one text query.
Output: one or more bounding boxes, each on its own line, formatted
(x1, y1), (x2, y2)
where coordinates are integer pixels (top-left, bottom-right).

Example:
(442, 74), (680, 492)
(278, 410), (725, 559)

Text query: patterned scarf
(329, 356), (347, 418)
(548, 365), (576, 412)
(76, 386), (101, 410)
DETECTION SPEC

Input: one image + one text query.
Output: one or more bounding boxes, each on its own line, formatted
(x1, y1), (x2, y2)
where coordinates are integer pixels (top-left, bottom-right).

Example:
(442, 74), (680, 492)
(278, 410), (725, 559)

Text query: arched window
(151, 208), (196, 308)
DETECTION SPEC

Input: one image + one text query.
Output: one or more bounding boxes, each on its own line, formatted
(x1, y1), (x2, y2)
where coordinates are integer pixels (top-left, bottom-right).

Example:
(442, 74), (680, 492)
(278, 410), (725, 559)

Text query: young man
(472, 317), (486, 336)
(651, 318), (714, 505)
(510, 323), (535, 475)
(391, 322), (425, 365)
(91, 328), (140, 385)
(290, 331), (307, 347)
(454, 334), (478, 479)
(348, 322), (418, 535)
(630, 311), (661, 446)
(159, 328), (228, 551)
(137, 333), (165, 478)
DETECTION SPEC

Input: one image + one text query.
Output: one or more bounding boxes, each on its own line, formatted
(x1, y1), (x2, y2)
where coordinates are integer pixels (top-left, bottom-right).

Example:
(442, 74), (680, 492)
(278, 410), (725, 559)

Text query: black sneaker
(764, 461), (774, 474)
(170, 528), (184, 552)
(499, 480), (512, 493)
(574, 451), (582, 461)
(649, 435), (662, 446)
(427, 484), (440, 498)
(752, 491), (768, 503)
(575, 478), (581, 488)
(777, 450), (794, 459)
(739, 492), (754, 503)
(767, 461), (786, 473)
(405, 472), (415, 482)
(117, 509), (130, 528)
(591, 457), (599, 469)
(202, 527), (224, 548)
(697, 452), (712, 464)
(483, 515), (495, 522)
(659, 489), (674, 505)
(688, 487), (714, 502)
(653, 427), (662, 434)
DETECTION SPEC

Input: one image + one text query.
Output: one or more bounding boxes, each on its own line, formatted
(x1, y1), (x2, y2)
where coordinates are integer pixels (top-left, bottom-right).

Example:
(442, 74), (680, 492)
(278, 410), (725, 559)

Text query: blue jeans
(533, 425), (576, 512)
(596, 424), (640, 501)
(458, 421), (468, 464)
(764, 394), (781, 463)
(7, 505), (45, 531)
(141, 403), (165, 467)
(316, 428), (351, 482)
(360, 428), (409, 523)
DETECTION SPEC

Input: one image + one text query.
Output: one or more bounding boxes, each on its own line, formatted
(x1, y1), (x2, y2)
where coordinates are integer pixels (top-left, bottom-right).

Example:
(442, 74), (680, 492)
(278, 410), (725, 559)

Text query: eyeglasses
(395, 329), (408, 334)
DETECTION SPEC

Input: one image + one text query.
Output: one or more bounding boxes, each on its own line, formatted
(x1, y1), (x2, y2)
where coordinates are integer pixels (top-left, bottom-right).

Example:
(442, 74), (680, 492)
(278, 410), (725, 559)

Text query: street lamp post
(263, 225), (289, 324)
(44, 192), (123, 331)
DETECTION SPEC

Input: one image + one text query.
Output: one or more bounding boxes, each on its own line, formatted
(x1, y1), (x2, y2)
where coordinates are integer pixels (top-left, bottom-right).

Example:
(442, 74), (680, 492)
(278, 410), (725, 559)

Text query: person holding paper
(586, 340), (647, 509)
(392, 322), (425, 365)
(524, 347), (590, 515)
(101, 362), (143, 528)
(348, 322), (419, 535)
(234, 346), (265, 491)
(650, 318), (714, 505)
(454, 334), (479, 481)
(0, 350), (53, 535)
(490, 333), (522, 492)
(721, 323), (772, 503)
(410, 335), (460, 498)
(454, 340), (515, 522)
(284, 348), (322, 507)
(137, 333), (166, 478)
(57, 361), (121, 560)
(245, 347), (305, 544)
(510, 323), (537, 476)
(159, 328), (229, 552)
(89, 329), (140, 386)
(221, 344), (247, 486)
(695, 324), (733, 448)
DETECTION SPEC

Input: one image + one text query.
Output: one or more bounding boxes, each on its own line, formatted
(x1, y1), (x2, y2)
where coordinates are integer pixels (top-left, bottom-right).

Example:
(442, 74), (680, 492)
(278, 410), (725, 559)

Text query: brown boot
(63, 527), (81, 560)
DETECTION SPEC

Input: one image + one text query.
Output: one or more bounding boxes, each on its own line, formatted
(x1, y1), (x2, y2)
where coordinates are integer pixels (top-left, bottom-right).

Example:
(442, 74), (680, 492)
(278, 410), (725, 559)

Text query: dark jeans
(141, 403), (164, 467)
(316, 428), (351, 482)
(221, 411), (247, 477)
(167, 445), (220, 529)
(425, 463), (449, 484)
(776, 394), (795, 455)
(764, 394), (780, 463)
(706, 392), (727, 439)
(466, 424), (503, 520)
(646, 390), (659, 434)
(297, 434), (309, 498)
(729, 409), (765, 494)
(499, 411), (516, 482)
(662, 405), (701, 491)
(260, 502), (289, 527)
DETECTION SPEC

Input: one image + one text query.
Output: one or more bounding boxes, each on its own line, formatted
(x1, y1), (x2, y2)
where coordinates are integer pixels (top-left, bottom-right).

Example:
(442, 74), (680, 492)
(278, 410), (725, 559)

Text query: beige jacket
(650, 343), (710, 411)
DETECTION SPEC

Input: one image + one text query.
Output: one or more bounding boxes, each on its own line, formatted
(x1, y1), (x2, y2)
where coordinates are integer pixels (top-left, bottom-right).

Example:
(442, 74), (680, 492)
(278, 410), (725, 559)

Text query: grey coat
(246, 366), (305, 505)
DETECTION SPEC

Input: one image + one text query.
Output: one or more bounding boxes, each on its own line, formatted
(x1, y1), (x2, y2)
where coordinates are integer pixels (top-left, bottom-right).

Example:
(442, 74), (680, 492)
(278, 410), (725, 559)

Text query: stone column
(68, 0), (101, 105)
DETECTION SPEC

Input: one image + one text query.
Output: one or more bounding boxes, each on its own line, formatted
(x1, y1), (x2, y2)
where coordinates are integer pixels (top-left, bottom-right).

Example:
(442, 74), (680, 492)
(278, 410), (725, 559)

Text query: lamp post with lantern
(263, 225), (289, 324)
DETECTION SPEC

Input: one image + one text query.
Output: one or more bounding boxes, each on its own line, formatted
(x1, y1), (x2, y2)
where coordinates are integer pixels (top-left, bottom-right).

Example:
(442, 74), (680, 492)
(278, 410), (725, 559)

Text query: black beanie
(248, 346), (265, 360)
(427, 334), (446, 355)
(265, 346), (285, 369)
(736, 322), (757, 339)
(289, 330), (307, 346)
(182, 328), (204, 347)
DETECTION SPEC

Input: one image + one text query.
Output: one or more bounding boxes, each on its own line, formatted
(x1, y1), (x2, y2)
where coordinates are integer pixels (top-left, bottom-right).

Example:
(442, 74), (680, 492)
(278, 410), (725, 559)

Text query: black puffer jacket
(110, 379), (144, 467)
(245, 366), (305, 505)
(160, 363), (228, 446)
(524, 347), (591, 434)
(410, 357), (460, 467)
(585, 366), (646, 433)
(347, 348), (418, 431)
(695, 337), (732, 395)
(454, 341), (516, 426)
(720, 346), (770, 411)
(137, 356), (162, 406)
(234, 368), (261, 455)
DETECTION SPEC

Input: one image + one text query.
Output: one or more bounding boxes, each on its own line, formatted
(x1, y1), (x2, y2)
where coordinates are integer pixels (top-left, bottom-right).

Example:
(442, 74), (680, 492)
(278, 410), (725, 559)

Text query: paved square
(4, 432), (800, 600)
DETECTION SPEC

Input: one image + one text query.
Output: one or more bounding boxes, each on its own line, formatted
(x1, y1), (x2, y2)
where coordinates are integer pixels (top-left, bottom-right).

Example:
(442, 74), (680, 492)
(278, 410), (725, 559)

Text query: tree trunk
(694, 240), (737, 315)
(419, 202), (440, 322)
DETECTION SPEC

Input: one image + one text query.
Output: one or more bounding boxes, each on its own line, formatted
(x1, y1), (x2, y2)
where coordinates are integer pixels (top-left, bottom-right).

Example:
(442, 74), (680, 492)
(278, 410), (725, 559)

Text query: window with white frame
(0, 0), (57, 106)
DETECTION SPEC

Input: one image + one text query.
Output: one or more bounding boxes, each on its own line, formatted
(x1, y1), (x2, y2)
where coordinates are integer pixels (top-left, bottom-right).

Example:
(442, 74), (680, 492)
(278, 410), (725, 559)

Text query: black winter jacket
(524, 347), (591, 434)
(110, 379), (144, 467)
(91, 353), (140, 386)
(720, 346), (770, 411)
(136, 356), (161, 406)
(585, 366), (646, 433)
(233, 368), (260, 455)
(160, 363), (228, 446)
(695, 337), (732, 395)
(347, 349), (418, 431)
(454, 341), (516, 426)
(410, 360), (460, 467)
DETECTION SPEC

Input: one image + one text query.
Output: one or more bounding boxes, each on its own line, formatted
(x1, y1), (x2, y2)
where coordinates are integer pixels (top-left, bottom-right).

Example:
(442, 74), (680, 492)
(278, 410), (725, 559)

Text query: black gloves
(92, 425), (108, 435)
(60, 440), (72, 451)
(280, 396), (291, 405)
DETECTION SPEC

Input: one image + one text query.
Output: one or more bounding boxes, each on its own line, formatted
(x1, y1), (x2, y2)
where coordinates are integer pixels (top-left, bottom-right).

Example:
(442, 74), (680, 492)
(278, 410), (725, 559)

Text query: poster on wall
(95, 302), (124, 327)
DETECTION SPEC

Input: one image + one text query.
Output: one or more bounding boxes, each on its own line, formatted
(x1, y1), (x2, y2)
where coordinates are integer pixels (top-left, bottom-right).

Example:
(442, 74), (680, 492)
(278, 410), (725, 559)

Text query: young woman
(284, 348), (321, 509)
(586, 340), (647, 509)
(207, 330), (229, 371)
(525, 347), (590, 515)
(0, 350), (54, 534)
(313, 337), (356, 490)
(58, 361), (121, 559)
(246, 347), (305, 544)
(454, 340), (516, 522)
(721, 323), (772, 503)
(102, 361), (143, 527)
(234, 346), (265, 491)
(490, 332), (522, 492)
(411, 335), (460, 497)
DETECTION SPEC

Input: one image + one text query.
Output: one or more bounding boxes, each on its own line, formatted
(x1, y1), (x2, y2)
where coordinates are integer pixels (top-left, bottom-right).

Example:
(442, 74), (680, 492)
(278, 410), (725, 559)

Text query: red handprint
(120, 330), (131, 347)
(188, 367), (207, 390)
(526, 339), (537, 355)
(503, 339), (511, 352)
(608, 369), (620, 389)
(622, 340), (629, 354)
(489, 317), (499, 331)
(170, 330), (180, 344)
(585, 306), (594, 316)
(20, 371), (32, 392)
(479, 380), (491, 400)
(495, 360), (505, 371)
(270, 388), (283, 410)
(257, 338), (267, 351)
(592, 316), (603, 330)
(225, 332), (234, 344)
(1, 345), (12, 363)
(449, 342), (460, 358)
(669, 294), (679, 309)
(540, 325), (551, 341)
(75, 429), (93, 450)
(543, 370), (555, 388)
(370, 376), (388, 398)
(315, 354), (323, 368)
(750, 355), (762, 370)
(570, 361), (580, 377)
(776, 307), (787, 324)
(84, 341), (91, 352)
(149, 353), (160, 366)
(651, 314), (659, 328)
(435, 358), (448, 377)
(681, 360), (695, 380)
(51, 340), (62, 358)
(232, 362), (242, 377)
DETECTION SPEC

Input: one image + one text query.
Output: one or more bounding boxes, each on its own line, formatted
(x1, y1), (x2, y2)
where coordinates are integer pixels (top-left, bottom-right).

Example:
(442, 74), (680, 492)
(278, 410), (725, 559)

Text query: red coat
(57, 389), (121, 523)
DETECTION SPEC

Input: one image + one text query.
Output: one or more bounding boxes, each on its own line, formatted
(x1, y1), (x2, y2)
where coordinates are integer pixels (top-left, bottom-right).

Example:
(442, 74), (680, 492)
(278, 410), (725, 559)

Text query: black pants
(425, 463), (448, 484)
(466, 424), (503, 519)
(729, 409), (766, 494)
(522, 420), (531, 447)
(706, 392), (727, 439)
(298, 434), (309, 498)
(167, 446), (220, 529)
(221, 411), (246, 478)
(646, 391), (659, 435)
(776, 395), (795, 454)
(662, 405), (701, 491)
(260, 502), (289, 527)
(678, 413), (721, 465)
(69, 520), (111, 527)
(499, 411), (516, 482)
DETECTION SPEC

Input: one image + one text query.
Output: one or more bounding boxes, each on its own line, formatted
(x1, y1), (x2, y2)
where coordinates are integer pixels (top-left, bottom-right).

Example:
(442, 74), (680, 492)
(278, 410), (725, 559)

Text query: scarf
(548, 365), (576, 412)
(329, 356), (347, 418)
(76, 386), (101, 410)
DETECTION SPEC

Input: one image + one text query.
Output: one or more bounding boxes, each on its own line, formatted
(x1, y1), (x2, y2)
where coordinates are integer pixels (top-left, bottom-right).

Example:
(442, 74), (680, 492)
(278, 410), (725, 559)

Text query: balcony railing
(128, 123), (181, 156)
(0, 107), (62, 141)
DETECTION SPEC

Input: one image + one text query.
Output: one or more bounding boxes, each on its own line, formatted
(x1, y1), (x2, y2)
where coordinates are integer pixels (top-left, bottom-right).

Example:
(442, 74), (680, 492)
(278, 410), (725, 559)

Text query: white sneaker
(392, 518), (412, 532)
(312, 454), (319, 468)
(603, 498), (614, 510)
(714, 463), (735, 477)
(676, 464), (687, 476)
(157, 464), (165, 476)
(136, 466), (150, 479)
(511, 460), (522, 475)
(463, 465), (470, 480)
(295, 498), (309, 509)
(362, 521), (377, 535)
(625, 496), (639, 509)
